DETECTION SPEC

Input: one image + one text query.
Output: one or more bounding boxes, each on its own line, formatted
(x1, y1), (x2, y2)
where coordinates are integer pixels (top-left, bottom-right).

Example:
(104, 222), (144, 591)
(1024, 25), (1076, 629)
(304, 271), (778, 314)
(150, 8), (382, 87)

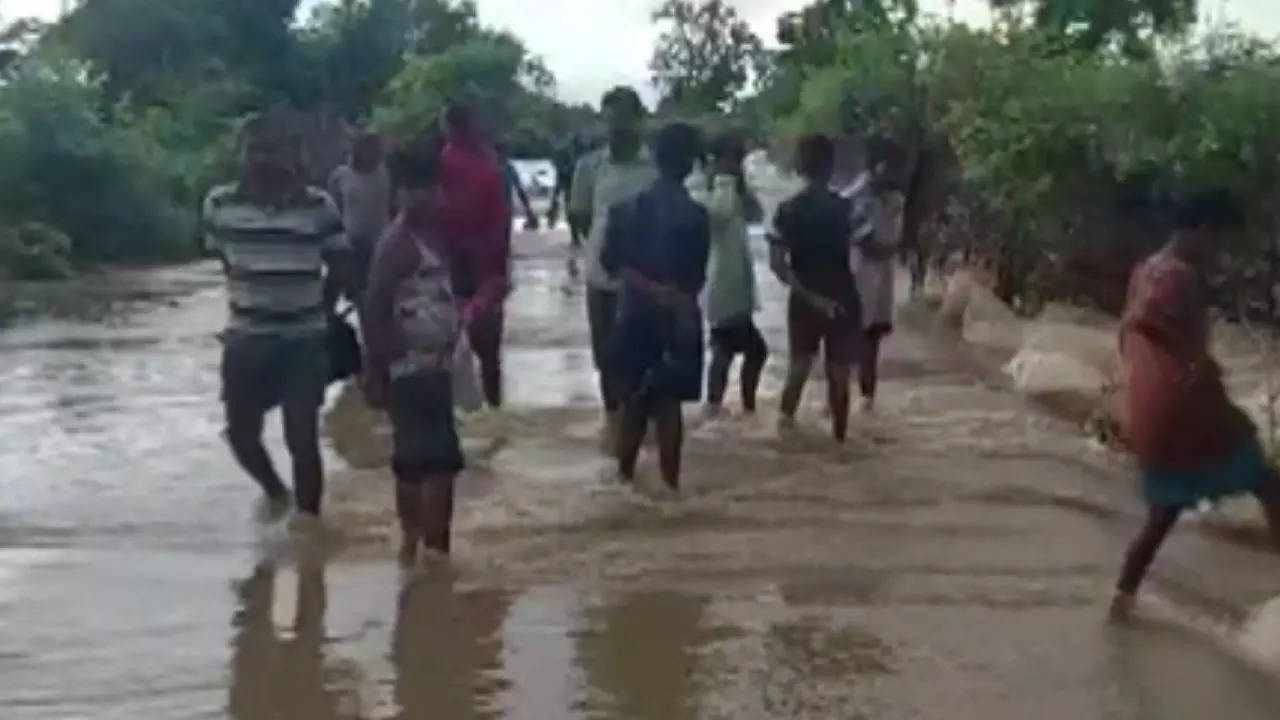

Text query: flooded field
(4, 190), (1280, 717)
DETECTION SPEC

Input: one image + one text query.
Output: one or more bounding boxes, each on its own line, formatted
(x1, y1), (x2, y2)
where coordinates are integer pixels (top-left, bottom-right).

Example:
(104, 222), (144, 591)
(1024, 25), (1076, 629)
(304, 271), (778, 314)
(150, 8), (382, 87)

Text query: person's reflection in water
(576, 591), (708, 720)
(228, 561), (349, 720)
(391, 574), (509, 720)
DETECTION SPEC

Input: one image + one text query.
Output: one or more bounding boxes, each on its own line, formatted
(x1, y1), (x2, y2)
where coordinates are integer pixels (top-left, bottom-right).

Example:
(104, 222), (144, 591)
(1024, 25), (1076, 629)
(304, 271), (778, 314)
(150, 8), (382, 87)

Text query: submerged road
(2, 214), (1280, 718)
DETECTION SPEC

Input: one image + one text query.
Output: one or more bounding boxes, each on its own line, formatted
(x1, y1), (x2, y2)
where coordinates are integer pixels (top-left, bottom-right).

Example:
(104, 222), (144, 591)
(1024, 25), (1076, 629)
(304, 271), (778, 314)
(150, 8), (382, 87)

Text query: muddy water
(5, 199), (1280, 717)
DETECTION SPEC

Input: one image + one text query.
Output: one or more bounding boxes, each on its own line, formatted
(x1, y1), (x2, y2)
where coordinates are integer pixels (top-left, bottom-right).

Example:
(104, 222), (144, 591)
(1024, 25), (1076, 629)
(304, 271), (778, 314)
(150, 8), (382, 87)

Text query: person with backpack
(361, 141), (466, 564)
(600, 123), (710, 491)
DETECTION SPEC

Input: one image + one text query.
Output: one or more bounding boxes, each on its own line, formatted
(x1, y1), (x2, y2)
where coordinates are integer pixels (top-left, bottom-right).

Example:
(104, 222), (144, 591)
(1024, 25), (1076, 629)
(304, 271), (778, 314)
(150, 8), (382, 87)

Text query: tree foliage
(989, 0), (1196, 57)
(59, 0), (303, 103)
(0, 0), (580, 278)
(0, 58), (193, 264)
(773, 3), (1280, 312)
(776, 0), (918, 68)
(373, 36), (526, 137)
(649, 0), (765, 113)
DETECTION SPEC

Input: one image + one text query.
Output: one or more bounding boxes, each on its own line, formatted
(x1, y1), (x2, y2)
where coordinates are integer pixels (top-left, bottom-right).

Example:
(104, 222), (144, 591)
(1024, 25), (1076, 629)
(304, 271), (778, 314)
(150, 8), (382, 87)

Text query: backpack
(394, 234), (461, 364)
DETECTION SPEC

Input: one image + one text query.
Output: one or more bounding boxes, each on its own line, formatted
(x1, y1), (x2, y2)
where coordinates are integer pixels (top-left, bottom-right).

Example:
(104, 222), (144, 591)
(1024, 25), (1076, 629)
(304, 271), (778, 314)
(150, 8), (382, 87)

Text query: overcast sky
(2, 0), (1277, 104)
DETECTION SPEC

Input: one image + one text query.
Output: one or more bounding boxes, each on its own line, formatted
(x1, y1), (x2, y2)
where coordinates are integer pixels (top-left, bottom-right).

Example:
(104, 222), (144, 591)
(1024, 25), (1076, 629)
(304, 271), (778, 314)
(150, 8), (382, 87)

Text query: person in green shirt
(692, 131), (767, 417)
(569, 86), (658, 449)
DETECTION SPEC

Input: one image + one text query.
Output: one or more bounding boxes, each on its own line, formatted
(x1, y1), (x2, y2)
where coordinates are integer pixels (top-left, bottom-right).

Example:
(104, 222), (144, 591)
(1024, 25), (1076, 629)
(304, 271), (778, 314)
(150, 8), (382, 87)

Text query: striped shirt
(202, 184), (346, 337)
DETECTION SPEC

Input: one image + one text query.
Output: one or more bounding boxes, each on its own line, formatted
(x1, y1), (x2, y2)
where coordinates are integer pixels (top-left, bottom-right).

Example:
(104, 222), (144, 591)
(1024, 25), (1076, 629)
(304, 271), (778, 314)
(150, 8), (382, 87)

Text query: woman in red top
(437, 102), (511, 409)
(1112, 192), (1280, 618)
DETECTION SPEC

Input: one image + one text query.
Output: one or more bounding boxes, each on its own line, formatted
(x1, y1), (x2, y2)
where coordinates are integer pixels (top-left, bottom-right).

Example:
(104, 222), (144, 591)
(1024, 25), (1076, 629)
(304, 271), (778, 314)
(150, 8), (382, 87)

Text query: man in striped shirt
(202, 111), (348, 519)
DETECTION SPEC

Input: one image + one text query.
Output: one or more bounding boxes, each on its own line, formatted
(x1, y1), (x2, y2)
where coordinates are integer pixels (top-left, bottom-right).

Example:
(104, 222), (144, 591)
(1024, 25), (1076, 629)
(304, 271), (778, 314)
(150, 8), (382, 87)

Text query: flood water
(4, 171), (1280, 719)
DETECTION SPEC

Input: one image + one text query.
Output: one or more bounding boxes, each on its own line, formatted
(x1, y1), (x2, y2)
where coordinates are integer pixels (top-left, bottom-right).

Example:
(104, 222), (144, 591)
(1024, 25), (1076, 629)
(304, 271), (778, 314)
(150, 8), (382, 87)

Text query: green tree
(298, 0), (413, 117)
(1, 17), (46, 75)
(405, 0), (481, 55)
(0, 56), (193, 265)
(649, 0), (765, 113)
(989, 0), (1196, 57)
(372, 35), (529, 139)
(57, 0), (303, 103)
(776, 0), (918, 68)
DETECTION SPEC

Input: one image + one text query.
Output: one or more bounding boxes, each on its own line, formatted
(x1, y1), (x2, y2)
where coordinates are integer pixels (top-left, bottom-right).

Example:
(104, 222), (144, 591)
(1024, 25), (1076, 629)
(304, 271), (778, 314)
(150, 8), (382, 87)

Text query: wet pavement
(4, 210), (1280, 718)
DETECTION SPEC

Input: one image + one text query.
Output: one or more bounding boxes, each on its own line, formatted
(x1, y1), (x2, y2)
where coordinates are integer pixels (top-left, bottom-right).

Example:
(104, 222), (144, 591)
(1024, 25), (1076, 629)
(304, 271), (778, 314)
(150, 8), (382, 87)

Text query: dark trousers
(466, 305), (504, 409)
(587, 288), (623, 412)
(707, 320), (768, 412)
(221, 333), (327, 514)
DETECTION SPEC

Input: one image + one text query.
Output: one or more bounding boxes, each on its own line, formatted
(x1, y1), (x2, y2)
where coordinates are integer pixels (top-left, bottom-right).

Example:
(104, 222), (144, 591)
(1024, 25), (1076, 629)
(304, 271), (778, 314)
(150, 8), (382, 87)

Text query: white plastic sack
(939, 269), (974, 326)
(1005, 349), (1107, 397)
(452, 334), (483, 413)
(1021, 323), (1118, 376)
(1240, 596), (1280, 669)
(963, 282), (1024, 353)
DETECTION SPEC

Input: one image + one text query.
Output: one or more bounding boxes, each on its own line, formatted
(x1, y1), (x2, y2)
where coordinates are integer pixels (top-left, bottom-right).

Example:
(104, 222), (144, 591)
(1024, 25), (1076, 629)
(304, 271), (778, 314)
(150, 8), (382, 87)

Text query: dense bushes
(0, 58), (197, 268)
(774, 17), (1280, 316)
(0, 0), (586, 280)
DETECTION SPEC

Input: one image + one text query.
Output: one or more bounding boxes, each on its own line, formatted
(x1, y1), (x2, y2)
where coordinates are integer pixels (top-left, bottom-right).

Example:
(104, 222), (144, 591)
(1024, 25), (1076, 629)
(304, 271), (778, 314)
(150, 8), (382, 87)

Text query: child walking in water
(695, 131), (767, 417)
(1112, 192), (1280, 618)
(770, 134), (862, 442)
(362, 141), (467, 563)
(601, 123), (710, 491)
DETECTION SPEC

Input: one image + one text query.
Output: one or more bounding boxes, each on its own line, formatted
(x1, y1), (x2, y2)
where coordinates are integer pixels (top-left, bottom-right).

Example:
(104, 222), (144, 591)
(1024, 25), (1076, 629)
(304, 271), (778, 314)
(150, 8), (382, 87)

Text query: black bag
(326, 311), (362, 383)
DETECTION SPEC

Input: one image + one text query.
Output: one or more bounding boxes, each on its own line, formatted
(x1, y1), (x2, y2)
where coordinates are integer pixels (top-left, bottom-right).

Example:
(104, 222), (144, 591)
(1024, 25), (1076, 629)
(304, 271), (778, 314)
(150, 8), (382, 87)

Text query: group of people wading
(201, 87), (906, 565)
(202, 87), (1280, 617)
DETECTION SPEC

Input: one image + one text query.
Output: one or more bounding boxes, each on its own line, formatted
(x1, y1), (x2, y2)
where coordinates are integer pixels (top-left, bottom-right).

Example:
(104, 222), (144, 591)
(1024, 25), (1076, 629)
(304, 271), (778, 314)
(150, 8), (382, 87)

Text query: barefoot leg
(1116, 505), (1182, 602)
(421, 478), (455, 555)
(780, 355), (813, 424)
(654, 398), (684, 491)
(617, 401), (649, 481)
(1254, 471), (1280, 551)
(395, 481), (424, 565)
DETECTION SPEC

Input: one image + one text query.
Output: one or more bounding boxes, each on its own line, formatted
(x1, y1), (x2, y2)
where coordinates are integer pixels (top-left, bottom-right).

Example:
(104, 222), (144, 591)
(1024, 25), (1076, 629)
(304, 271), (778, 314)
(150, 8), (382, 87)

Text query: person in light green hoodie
(691, 131), (767, 417)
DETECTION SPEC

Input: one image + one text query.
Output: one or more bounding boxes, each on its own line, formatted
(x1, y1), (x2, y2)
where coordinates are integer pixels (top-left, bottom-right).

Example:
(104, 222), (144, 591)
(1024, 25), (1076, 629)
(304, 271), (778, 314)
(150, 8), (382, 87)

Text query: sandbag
(1005, 349), (1107, 397)
(963, 282), (1024, 353)
(939, 269), (974, 326)
(1021, 323), (1118, 376)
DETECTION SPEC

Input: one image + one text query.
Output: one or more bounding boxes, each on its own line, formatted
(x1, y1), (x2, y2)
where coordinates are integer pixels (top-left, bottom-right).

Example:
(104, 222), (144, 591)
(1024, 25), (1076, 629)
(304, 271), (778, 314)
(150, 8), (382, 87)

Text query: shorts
(710, 319), (766, 356)
(221, 332), (328, 415)
(788, 294), (861, 366)
(347, 234), (378, 300)
(587, 289), (620, 371)
(866, 323), (893, 340)
(389, 370), (465, 481)
(611, 308), (704, 404)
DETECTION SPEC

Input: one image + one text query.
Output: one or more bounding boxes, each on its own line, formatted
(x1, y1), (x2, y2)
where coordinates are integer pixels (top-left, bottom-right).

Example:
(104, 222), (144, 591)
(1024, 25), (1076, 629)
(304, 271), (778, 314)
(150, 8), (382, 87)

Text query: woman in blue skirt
(1112, 192), (1280, 618)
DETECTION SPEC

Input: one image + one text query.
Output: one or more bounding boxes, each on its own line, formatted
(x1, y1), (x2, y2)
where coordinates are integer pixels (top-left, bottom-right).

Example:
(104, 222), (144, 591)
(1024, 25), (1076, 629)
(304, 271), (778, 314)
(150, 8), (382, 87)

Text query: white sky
(2, 0), (1277, 104)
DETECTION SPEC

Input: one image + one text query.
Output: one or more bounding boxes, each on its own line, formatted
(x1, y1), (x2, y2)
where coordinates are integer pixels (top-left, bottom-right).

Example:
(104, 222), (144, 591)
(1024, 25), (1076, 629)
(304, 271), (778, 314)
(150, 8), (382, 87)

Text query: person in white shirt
(328, 130), (391, 303)
(846, 139), (907, 410)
